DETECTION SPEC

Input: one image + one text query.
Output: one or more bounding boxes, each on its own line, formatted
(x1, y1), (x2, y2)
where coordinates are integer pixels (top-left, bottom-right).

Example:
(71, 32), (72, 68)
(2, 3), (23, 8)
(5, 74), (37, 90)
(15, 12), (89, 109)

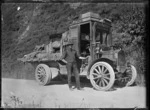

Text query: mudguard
(87, 58), (116, 77)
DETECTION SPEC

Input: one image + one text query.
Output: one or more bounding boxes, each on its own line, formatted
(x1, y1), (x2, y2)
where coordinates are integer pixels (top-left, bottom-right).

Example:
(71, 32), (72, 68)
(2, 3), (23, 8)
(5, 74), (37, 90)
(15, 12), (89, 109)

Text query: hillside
(1, 3), (147, 84)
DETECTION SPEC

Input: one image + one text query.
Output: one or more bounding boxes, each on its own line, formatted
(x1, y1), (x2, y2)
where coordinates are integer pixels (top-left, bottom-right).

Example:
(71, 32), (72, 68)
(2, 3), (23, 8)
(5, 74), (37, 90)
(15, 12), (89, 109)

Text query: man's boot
(69, 87), (74, 91)
(75, 75), (83, 90)
(77, 87), (84, 90)
(69, 85), (74, 91)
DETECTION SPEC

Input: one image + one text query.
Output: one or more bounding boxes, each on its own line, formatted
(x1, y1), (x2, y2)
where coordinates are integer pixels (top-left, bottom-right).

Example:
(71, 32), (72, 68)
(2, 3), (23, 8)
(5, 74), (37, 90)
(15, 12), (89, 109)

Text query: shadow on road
(45, 75), (92, 87)
(44, 75), (137, 91)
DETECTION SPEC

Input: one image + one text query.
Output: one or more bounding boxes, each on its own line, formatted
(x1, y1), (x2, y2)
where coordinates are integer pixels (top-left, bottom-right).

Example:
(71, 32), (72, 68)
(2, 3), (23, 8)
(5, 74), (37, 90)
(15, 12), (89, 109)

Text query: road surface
(1, 78), (146, 108)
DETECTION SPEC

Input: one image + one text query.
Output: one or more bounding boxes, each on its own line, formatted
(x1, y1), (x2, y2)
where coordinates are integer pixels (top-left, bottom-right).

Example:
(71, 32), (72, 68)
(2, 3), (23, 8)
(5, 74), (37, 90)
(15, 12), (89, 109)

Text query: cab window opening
(80, 23), (90, 57)
(96, 29), (108, 46)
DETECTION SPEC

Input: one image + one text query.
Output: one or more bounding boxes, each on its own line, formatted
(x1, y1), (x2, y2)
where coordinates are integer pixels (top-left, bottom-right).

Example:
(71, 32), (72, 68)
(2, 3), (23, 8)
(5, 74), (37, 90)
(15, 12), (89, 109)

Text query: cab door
(91, 22), (97, 61)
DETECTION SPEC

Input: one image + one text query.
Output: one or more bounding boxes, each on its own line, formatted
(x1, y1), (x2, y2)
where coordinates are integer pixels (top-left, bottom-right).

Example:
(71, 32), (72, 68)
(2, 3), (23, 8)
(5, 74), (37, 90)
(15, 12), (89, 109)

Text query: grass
(2, 97), (91, 108)
(2, 94), (41, 108)
(2, 92), (92, 108)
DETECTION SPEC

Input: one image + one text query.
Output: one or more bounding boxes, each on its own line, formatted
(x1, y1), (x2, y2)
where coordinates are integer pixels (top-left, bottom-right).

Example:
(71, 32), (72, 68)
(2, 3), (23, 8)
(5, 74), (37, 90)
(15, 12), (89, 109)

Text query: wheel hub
(98, 74), (102, 77)
(35, 64), (52, 86)
(37, 67), (46, 82)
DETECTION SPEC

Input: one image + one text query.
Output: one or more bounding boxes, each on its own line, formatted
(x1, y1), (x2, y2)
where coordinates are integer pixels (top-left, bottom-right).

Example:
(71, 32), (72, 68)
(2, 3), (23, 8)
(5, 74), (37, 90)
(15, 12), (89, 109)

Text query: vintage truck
(18, 12), (137, 91)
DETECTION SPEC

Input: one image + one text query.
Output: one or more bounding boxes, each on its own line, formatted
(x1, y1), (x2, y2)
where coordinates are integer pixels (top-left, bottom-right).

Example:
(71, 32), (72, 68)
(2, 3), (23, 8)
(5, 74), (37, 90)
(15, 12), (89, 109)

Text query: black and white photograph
(1, 1), (148, 108)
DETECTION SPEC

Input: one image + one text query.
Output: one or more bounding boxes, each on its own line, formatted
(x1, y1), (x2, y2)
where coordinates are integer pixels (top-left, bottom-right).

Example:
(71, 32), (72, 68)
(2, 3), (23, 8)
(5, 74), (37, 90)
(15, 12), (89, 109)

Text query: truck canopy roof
(70, 12), (111, 26)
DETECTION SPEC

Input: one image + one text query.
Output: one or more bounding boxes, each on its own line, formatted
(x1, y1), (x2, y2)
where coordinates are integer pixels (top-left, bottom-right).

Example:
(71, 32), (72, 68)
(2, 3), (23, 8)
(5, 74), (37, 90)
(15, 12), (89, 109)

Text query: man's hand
(79, 56), (87, 60)
(61, 59), (68, 64)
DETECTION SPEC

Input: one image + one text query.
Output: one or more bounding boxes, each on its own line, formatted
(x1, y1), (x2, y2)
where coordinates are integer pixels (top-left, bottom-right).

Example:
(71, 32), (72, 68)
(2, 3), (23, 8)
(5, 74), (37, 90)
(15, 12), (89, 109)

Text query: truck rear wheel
(89, 62), (115, 91)
(126, 65), (137, 86)
(35, 64), (52, 85)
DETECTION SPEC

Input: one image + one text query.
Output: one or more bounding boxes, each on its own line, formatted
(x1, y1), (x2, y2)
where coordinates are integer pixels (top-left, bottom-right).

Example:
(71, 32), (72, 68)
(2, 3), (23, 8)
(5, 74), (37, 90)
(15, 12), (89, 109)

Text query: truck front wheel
(89, 62), (115, 91)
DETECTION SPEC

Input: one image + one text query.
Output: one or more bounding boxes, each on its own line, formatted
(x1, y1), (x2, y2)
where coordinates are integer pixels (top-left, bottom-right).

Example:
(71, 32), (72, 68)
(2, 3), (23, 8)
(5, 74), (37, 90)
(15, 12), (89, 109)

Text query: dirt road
(1, 78), (146, 108)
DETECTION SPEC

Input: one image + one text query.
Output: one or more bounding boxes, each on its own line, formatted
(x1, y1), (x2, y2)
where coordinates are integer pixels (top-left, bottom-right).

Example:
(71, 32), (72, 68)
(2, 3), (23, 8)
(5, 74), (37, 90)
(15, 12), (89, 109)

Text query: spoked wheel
(89, 62), (115, 91)
(35, 64), (52, 85)
(125, 65), (137, 86)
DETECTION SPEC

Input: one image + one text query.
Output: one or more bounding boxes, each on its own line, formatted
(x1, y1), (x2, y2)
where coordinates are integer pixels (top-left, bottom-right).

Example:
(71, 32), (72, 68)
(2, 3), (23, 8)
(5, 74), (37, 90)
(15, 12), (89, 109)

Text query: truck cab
(62, 12), (116, 73)
(69, 12), (112, 60)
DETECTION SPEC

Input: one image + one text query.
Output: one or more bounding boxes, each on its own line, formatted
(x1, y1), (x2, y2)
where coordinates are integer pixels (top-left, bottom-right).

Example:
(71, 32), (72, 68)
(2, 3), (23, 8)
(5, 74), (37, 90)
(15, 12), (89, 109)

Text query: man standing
(60, 40), (83, 91)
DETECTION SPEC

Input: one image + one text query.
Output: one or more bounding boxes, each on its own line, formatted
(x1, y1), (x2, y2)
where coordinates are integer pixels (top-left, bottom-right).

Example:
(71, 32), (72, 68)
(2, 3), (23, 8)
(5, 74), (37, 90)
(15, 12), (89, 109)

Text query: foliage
(111, 4), (146, 82)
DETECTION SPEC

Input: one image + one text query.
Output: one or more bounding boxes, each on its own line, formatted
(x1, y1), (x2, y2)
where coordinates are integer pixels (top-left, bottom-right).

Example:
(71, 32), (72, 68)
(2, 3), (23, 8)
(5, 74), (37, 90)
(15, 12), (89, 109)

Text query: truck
(18, 12), (137, 91)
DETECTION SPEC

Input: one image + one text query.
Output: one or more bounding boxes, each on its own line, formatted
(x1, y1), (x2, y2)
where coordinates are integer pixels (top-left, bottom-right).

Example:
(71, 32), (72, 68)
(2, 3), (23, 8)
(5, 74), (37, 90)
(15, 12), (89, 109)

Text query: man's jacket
(61, 48), (80, 63)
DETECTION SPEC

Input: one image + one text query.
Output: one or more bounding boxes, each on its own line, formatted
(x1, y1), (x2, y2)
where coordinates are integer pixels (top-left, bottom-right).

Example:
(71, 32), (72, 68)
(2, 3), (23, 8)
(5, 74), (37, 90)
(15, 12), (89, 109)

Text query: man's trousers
(66, 62), (80, 88)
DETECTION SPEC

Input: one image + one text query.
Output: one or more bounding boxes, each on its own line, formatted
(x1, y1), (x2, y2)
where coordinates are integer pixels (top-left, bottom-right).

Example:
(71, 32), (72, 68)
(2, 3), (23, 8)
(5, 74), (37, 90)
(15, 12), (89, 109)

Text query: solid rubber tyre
(126, 65), (137, 86)
(89, 62), (115, 91)
(35, 64), (52, 85)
